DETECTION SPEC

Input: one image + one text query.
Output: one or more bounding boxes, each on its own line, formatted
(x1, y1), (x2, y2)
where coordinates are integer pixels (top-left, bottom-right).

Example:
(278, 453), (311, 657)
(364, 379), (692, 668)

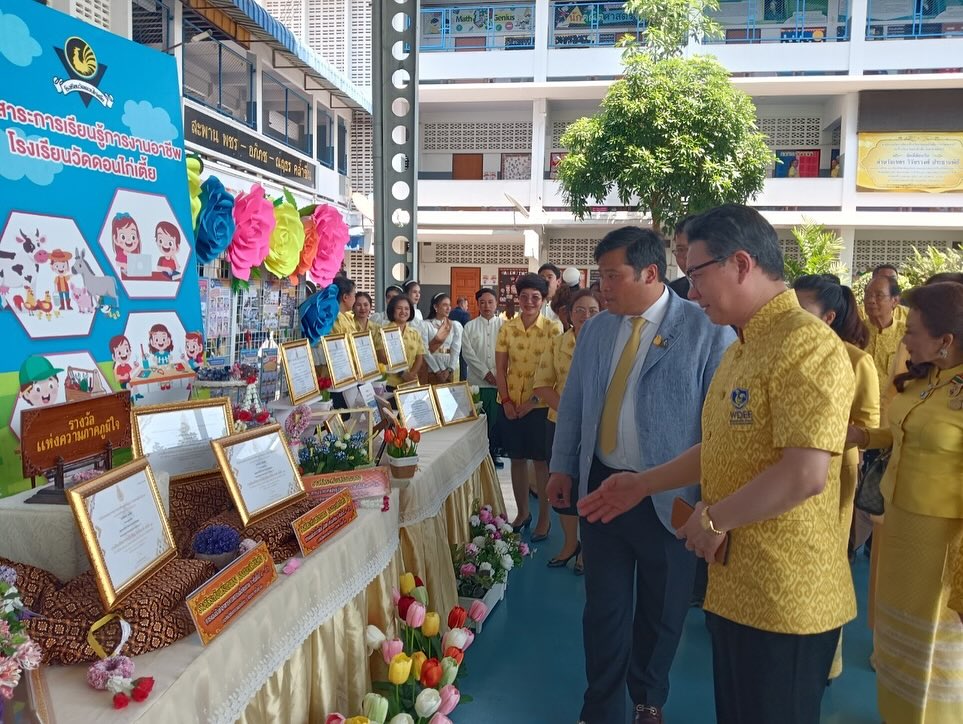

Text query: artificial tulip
(442, 627), (469, 651)
(468, 600), (487, 623)
(405, 601), (426, 628)
(419, 657), (442, 688)
(391, 587), (401, 605)
(410, 429), (421, 444)
(440, 655), (460, 684)
(399, 572), (416, 595)
(462, 629), (475, 650)
(384, 428), (395, 445)
(443, 647), (464, 666)
(447, 606), (467, 630)
(388, 652), (412, 685)
(411, 586), (429, 605)
(410, 651), (427, 679)
(422, 612), (440, 638)
(325, 715), (346, 724)
(397, 595), (416, 620)
(381, 639), (403, 665)
(429, 715), (452, 724)
(437, 684), (460, 716)
(414, 688), (441, 719)
(345, 718), (369, 724)
(414, 575), (425, 587)
(362, 693), (389, 724)
(365, 625), (386, 653)
(388, 716), (414, 724)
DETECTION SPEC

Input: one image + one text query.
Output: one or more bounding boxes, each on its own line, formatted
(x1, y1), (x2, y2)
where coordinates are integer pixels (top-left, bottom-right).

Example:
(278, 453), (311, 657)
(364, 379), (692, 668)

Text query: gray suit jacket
(550, 288), (736, 532)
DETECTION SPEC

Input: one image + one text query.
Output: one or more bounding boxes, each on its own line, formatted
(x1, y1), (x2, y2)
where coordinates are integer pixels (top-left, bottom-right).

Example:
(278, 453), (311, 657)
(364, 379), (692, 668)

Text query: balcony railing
(865, 0), (963, 38)
(549, 2), (643, 48)
(421, 4), (536, 51)
(705, 0), (851, 43)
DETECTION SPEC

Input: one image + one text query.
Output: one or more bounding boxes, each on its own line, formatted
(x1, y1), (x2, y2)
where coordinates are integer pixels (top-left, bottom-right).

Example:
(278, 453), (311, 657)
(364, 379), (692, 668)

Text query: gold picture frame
(350, 331), (381, 382)
(319, 334), (359, 389)
(211, 424), (307, 526)
(130, 397), (233, 483)
(280, 339), (322, 405)
(433, 381), (479, 426)
(394, 385), (443, 433)
(396, 379), (420, 391)
(67, 458), (176, 611)
(379, 325), (409, 372)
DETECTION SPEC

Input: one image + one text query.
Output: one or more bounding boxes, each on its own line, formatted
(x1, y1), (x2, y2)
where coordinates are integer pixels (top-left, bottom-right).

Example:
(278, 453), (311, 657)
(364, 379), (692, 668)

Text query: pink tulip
(391, 587), (401, 605)
(325, 715), (346, 724)
(462, 629), (475, 650)
(381, 638), (403, 665)
(406, 601), (426, 628)
(437, 685), (460, 715)
(429, 714), (453, 724)
(468, 600), (487, 623)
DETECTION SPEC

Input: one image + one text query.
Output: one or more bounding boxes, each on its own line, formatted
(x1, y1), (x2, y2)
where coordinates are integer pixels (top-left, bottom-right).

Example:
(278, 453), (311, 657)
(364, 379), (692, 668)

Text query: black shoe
(547, 541), (581, 568)
(633, 705), (663, 724)
(531, 522), (552, 543)
(511, 513), (532, 533)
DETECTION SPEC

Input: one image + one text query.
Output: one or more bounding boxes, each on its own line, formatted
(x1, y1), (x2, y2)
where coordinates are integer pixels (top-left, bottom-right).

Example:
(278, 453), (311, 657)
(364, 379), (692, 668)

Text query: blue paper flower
(298, 283), (340, 344)
(196, 176), (236, 263)
(193, 524), (241, 555)
(334, 451), (347, 461)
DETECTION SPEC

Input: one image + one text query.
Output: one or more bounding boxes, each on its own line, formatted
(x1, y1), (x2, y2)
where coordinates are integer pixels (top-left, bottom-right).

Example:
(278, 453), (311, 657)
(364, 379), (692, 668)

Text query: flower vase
(196, 549), (239, 571)
(388, 454), (418, 481)
(457, 581), (505, 634)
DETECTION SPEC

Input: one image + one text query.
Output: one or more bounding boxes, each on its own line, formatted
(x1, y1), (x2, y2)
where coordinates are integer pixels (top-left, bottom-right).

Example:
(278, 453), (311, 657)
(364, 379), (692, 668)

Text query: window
(317, 108), (334, 168)
(262, 72), (312, 155)
(182, 18), (255, 126)
(338, 117), (348, 176)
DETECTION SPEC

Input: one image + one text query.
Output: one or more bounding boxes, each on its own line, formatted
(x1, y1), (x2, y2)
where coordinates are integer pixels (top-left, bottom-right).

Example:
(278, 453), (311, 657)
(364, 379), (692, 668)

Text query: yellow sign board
(857, 132), (963, 193)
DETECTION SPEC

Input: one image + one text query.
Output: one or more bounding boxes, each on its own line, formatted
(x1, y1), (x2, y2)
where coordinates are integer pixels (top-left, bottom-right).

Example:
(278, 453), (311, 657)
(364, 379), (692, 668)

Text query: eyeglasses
(685, 255), (731, 288)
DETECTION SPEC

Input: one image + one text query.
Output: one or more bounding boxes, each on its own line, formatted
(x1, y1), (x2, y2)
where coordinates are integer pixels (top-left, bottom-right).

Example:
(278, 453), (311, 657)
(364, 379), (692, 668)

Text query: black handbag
(854, 450), (890, 516)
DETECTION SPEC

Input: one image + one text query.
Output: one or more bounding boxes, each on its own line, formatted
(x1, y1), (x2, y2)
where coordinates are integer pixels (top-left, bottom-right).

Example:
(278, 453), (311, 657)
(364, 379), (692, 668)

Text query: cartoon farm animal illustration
(11, 286), (37, 315)
(16, 229), (49, 265)
(70, 284), (96, 313)
(19, 355), (63, 407)
(37, 291), (57, 320)
(50, 249), (73, 311)
(71, 248), (119, 310)
(0, 242), (39, 296)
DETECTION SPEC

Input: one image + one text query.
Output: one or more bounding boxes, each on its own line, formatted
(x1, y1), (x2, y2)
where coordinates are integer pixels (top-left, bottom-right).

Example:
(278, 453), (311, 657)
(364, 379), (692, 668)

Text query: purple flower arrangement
(192, 525), (241, 556)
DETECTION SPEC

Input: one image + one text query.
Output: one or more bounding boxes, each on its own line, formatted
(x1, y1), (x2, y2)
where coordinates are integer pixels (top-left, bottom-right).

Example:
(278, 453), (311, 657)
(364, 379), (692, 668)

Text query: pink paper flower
(308, 204), (349, 287)
(464, 543), (479, 556)
(325, 714), (346, 724)
(462, 629), (475, 650)
(0, 658), (21, 692)
(228, 184), (275, 280)
(14, 642), (40, 670)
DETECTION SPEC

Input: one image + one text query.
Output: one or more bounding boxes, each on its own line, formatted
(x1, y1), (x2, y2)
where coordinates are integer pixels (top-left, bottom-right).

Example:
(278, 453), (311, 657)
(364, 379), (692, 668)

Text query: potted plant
(317, 376), (334, 410)
(297, 430), (372, 483)
(0, 567), (41, 718)
(192, 524), (242, 570)
(384, 426), (420, 480)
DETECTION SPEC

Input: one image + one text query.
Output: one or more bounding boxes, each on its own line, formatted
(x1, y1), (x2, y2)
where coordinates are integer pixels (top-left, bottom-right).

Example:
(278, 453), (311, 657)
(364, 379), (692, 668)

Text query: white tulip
(364, 624), (386, 653)
(443, 627), (470, 650)
(388, 715), (415, 724)
(414, 687), (441, 718)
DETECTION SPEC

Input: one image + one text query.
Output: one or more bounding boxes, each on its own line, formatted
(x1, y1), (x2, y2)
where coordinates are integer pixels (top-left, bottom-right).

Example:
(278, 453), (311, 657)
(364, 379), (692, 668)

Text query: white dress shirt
(370, 311), (387, 326)
(596, 285), (671, 472)
(461, 314), (504, 388)
(541, 301), (559, 322)
(421, 318), (463, 374)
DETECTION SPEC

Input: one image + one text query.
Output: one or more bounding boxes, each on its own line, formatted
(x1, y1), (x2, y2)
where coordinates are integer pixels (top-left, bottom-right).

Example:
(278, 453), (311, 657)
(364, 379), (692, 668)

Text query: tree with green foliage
(900, 245), (963, 287)
(556, 0), (772, 235)
(783, 220), (849, 284)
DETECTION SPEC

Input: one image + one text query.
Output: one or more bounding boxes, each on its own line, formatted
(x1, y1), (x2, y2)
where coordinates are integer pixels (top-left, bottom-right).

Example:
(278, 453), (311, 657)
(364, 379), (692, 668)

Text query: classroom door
(452, 154), (484, 180)
(450, 267), (481, 318)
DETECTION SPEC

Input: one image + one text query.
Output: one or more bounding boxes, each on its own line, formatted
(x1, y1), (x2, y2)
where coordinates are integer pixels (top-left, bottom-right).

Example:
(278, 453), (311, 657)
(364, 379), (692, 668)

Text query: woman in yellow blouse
(848, 282), (963, 724)
(794, 274), (879, 680)
(330, 275), (357, 335)
(381, 294), (425, 389)
(535, 288), (600, 573)
(352, 292), (380, 335)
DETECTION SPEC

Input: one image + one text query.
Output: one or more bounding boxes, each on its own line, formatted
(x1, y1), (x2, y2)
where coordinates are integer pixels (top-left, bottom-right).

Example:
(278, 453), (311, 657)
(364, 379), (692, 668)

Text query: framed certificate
(211, 424), (307, 526)
(320, 334), (358, 390)
(380, 325), (409, 372)
(396, 379), (420, 391)
(433, 381), (478, 426)
(67, 458), (176, 610)
(131, 398), (233, 482)
(395, 385), (442, 433)
(280, 339), (321, 405)
(350, 331), (381, 382)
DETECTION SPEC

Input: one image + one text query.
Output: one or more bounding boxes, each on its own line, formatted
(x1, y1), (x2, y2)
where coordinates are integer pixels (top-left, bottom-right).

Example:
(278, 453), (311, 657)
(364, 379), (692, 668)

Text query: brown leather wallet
(671, 497), (730, 565)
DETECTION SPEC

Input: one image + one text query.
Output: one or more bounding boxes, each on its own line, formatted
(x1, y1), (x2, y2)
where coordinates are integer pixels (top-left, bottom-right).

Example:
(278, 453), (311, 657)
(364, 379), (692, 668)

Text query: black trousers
(580, 458), (696, 723)
(706, 612), (840, 724)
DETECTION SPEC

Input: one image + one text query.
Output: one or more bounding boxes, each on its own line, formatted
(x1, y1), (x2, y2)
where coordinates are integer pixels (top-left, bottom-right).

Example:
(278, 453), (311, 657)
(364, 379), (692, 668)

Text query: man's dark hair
(674, 214), (697, 237)
(537, 263), (561, 278)
(333, 275), (356, 303)
(593, 226), (667, 281)
(475, 287), (497, 301)
(872, 264), (899, 277)
(515, 273), (549, 298)
(685, 204), (784, 281)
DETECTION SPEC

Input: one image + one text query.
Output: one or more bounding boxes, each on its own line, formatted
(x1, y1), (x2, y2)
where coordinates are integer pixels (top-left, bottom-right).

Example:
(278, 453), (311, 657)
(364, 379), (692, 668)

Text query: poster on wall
(856, 132), (963, 192)
(774, 150), (821, 178)
(497, 267), (527, 309)
(0, 0), (202, 497)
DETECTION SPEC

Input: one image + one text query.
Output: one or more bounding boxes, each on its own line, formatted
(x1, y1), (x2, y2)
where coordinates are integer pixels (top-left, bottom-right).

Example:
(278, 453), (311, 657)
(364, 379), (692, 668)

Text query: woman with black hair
(330, 275), (357, 335)
(421, 292), (463, 384)
(371, 285), (403, 326)
(352, 291), (379, 334)
(402, 280), (424, 321)
(381, 294), (425, 389)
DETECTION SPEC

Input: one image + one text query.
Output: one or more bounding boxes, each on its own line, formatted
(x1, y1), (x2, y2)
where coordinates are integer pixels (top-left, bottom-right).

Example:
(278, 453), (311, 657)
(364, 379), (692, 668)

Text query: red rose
(238, 409), (253, 422)
(113, 693), (130, 709)
(255, 410), (271, 423)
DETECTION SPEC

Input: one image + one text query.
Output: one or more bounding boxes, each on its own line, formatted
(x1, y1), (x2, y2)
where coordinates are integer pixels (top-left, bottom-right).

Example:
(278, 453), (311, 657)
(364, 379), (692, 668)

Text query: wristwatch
(700, 506), (725, 536)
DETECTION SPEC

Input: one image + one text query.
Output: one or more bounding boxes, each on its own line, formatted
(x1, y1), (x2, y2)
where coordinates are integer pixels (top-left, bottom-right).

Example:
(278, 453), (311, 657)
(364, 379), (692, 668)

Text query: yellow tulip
(410, 650), (427, 679)
(345, 717), (370, 724)
(421, 612), (440, 638)
(388, 652), (412, 685)
(399, 572), (416, 596)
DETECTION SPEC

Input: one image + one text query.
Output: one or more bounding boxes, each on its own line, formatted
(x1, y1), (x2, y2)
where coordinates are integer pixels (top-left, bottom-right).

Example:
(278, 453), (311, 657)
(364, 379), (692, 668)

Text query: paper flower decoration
(309, 204), (349, 287)
(299, 283), (340, 344)
(265, 191), (305, 279)
(195, 176), (236, 264)
(187, 156), (203, 233)
(229, 184), (275, 281)
(289, 213), (320, 284)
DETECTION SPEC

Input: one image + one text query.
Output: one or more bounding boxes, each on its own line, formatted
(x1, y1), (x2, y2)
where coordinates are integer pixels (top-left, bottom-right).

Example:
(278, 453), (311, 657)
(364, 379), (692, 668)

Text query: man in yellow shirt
(579, 204), (856, 724)
(864, 273), (906, 399)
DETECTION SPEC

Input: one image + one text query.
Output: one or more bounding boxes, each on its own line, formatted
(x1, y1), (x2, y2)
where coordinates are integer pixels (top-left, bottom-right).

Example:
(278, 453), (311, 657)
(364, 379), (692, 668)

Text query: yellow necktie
(599, 317), (646, 455)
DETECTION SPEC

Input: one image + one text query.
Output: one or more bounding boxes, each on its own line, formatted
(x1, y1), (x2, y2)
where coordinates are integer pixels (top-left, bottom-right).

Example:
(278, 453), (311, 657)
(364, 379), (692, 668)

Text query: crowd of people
(323, 204), (962, 724)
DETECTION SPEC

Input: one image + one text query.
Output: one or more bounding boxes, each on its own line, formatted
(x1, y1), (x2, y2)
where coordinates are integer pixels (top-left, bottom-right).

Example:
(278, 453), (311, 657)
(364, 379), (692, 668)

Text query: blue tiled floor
(455, 521), (878, 723)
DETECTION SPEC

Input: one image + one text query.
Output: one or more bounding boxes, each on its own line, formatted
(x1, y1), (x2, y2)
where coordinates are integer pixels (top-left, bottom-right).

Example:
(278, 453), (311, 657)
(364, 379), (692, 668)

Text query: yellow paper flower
(187, 156), (203, 232)
(264, 194), (305, 278)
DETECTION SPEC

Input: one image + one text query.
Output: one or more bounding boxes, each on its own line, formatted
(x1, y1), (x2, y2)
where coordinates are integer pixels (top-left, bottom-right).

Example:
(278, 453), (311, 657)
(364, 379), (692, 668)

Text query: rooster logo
(65, 37), (97, 79)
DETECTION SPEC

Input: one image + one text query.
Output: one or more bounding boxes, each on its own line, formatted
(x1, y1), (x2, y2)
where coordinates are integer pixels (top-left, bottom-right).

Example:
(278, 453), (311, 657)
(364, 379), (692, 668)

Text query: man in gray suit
(548, 227), (734, 724)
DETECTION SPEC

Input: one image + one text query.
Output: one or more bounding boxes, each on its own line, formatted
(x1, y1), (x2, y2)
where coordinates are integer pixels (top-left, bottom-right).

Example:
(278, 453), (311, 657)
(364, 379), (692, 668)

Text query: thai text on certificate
(227, 435), (300, 514)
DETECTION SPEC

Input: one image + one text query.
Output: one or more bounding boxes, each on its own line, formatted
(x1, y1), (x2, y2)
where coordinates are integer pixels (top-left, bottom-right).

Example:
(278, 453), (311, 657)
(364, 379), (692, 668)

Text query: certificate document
(351, 332), (380, 381)
(281, 340), (321, 405)
(131, 400), (233, 479)
(435, 383), (475, 425)
(381, 326), (408, 371)
(322, 336), (357, 388)
(396, 387), (441, 432)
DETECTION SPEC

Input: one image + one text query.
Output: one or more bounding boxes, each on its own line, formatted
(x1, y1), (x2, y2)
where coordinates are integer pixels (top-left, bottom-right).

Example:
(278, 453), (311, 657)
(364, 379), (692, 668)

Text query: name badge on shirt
(730, 387), (753, 426)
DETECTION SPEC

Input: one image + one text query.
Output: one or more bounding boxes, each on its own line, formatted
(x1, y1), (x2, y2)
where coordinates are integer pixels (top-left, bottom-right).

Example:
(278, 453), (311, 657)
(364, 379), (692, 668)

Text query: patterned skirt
(875, 504), (963, 724)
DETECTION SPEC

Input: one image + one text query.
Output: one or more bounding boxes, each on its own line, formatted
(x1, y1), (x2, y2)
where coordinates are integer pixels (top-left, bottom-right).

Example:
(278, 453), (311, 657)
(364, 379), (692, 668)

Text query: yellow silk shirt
(331, 310), (356, 336)
(381, 324), (425, 388)
(532, 329), (577, 423)
(839, 343), (880, 541)
(866, 312), (907, 400)
(701, 290), (857, 634)
(951, 543), (963, 614)
(495, 315), (562, 408)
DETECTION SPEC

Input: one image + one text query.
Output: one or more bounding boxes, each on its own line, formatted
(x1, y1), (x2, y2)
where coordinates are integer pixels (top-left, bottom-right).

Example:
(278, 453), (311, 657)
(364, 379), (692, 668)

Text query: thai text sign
(304, 466), (390, 503)
(292, 488), (357, 556)
(857, 132), (963, 192)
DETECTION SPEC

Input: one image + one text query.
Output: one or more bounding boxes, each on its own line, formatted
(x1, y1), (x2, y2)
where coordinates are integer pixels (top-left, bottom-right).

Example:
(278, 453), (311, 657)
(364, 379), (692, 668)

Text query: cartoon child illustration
(183, 331), (204, 372)
(19, 355), (63, 407)
(149, 323), (174, 366)
(49, 249), (73, 311)
(111, 212), (141, 274)
(109, 334), (135, 388)
(154, 221), (181, 280)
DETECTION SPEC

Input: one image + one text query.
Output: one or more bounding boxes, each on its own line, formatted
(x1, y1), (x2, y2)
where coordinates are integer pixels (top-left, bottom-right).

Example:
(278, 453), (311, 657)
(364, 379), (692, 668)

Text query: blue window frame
(317, 109), (335, 169)
(262, 72), (312, 155)
(182, 19), (255, 126)
(337, 117), (348, 176)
